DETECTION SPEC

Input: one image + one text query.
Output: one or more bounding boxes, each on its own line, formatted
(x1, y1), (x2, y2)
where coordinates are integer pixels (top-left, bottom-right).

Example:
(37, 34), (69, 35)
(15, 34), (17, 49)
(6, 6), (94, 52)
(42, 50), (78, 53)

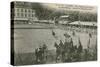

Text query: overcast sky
(40, 3), (97, 13)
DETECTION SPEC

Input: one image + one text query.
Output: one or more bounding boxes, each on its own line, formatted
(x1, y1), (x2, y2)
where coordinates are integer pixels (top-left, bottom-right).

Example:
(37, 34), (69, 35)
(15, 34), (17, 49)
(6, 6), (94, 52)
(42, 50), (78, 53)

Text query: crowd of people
(59, 24), (97, 35)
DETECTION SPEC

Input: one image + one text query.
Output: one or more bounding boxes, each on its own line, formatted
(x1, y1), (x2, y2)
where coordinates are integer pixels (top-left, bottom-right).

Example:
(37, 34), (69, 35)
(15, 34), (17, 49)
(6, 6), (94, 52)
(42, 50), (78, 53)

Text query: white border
(0, 0), (99, 67)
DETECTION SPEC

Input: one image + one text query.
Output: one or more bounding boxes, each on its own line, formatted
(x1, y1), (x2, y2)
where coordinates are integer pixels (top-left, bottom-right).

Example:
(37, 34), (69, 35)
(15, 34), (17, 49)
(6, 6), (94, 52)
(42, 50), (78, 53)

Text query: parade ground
(12, 23), (97, 65)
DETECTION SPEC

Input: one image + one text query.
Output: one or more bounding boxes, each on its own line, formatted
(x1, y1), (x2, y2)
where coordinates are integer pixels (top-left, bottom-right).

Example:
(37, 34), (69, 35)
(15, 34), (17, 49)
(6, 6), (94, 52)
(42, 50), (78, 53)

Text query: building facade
(11, 2), (38, 24)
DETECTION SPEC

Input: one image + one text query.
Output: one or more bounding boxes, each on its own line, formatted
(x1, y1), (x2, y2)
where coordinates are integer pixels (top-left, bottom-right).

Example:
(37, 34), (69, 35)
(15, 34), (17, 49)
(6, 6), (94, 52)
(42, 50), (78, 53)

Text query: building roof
(60, 15), (69, 18)
(69, 21), (97, 26)
(13, 1), (33, 9)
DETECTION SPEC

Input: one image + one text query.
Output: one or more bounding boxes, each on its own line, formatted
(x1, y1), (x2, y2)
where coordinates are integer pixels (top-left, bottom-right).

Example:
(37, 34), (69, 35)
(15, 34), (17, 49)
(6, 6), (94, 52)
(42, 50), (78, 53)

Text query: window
(17, 8), (19, 12)
(25, 14), (27, 17)
(32, 14), (34, 17)
(21, 9), (23, 12)
(25, 9), (27, 13)
(17, 13), (20, 17)
(28, 9), (30, 13)
(28, 14), (30, 17)
(32, 10), (35, 13)
(23, 9), (25, 12)
(21, 13), (23, 17)
(30, 14), (32, 17)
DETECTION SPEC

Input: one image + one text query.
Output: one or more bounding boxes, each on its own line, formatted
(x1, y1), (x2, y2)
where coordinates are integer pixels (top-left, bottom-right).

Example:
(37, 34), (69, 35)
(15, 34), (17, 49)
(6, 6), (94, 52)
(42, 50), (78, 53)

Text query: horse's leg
(56, 51), (58, 63)
(56, 53), (57, 63)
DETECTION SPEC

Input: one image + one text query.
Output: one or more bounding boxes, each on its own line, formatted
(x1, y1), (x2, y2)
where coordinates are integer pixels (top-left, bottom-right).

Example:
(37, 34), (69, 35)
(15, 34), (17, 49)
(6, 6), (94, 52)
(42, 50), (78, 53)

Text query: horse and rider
(35, 44), (48, 64)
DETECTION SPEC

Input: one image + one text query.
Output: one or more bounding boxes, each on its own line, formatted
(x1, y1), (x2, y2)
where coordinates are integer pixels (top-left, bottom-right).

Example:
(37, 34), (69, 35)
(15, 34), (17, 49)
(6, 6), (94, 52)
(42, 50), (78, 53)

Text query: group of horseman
(34, 30), (86, 63)
(54, 31), (83, 62)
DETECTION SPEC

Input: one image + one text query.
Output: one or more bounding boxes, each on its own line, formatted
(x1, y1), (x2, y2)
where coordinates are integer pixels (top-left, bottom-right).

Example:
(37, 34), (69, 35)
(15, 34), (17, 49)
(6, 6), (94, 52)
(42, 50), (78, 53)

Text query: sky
(40, 3), (97, 13)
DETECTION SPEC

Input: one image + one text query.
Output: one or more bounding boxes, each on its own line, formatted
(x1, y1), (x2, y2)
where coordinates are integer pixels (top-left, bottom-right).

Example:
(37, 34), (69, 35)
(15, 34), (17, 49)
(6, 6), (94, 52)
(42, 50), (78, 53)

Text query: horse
(54, 42), (63, 62)
(42, 44), (48, 62)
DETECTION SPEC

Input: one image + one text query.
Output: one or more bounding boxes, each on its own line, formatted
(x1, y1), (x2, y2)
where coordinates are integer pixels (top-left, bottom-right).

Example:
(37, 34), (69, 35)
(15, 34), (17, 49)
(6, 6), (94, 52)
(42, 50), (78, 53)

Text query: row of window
(15, 8), (35, 13)
(15, 13), (35, 18)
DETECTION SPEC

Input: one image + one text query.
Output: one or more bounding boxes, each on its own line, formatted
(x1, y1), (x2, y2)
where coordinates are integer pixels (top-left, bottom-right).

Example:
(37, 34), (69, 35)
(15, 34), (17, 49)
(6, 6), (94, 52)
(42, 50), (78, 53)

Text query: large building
(11, 1), (38, 24)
